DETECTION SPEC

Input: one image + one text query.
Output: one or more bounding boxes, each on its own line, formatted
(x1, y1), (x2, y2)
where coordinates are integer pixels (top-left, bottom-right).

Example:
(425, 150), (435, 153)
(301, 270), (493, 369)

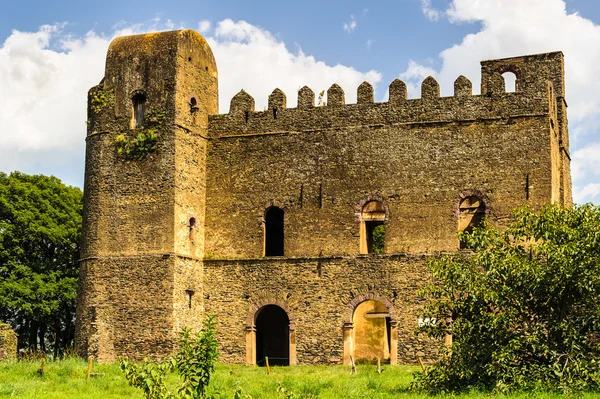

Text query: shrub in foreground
(414, 204), (600, 394)
(120, 315), (219, 399)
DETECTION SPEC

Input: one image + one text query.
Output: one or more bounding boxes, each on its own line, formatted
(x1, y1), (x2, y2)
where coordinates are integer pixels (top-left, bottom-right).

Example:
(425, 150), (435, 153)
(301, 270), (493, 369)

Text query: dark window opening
(256, 305), (289, 366)
(244, 111), (249, 123)
(185, 290), (194, 309)
(458, 196), (486, 249)
(132, 93), (146, 128)
(189, 217), (196, 241)
(273, 108), (278, 119)
(190, 97), (199, 113)
(188, 57), (192, 62)
(265, 207), (284, 256)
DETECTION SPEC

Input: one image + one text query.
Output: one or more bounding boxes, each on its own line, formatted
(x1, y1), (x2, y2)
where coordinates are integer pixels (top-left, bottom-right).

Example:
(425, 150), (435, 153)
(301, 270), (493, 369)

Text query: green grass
(2, 358), (600, 398)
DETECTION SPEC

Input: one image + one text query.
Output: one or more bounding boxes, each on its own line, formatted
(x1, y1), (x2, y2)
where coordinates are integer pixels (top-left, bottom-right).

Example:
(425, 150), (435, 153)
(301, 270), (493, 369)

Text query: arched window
(190, 97), (199, 113)
(502, 71), (517, 92)
(458, 196), (486, 249)
(265, 207), (284, 256)
(360, 201), (386, 254)
(132, 93), (146, 128)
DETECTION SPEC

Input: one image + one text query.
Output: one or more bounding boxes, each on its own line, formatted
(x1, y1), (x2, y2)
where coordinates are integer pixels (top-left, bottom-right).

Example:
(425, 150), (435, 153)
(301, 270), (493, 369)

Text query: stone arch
(245, 298), (297, 366)
(355, 195), (390, 222)
(495, 65), (521, 92)
(453, 190), (491, 217)
(342, 292), (398, 365)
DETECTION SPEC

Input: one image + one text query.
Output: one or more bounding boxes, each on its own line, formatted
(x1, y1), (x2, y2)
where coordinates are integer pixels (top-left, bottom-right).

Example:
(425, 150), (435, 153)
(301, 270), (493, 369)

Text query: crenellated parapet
(209, 52), (565, 138)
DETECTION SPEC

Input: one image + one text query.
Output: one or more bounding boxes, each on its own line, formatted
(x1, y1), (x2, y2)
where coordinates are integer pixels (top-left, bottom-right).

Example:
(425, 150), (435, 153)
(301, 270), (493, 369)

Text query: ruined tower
(76, 29), (571, 365)
(75, 30), (217, 361)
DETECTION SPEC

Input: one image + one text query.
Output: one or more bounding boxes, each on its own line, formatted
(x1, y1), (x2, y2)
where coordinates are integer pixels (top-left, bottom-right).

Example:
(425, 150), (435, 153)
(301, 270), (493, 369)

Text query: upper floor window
(360, 200), (386, 254)
(458, 196), (486, 249)
(265, 206), (284, 256)
(132, 93), (146, 129)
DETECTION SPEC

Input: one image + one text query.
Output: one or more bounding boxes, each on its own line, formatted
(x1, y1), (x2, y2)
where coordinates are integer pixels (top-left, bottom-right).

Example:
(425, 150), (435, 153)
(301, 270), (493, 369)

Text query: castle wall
(76, 256), (176, 362)
(204, 255), (439, 365)
(204, 94), (556, 258)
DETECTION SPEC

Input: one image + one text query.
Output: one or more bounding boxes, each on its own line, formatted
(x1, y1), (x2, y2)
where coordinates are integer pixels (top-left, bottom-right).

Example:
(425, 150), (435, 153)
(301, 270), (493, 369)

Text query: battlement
(210, 51), (564, 137)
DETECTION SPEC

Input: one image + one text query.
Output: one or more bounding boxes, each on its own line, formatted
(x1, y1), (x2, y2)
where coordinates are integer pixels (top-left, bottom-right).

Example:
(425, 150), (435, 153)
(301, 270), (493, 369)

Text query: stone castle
(74, 29), (572, 365)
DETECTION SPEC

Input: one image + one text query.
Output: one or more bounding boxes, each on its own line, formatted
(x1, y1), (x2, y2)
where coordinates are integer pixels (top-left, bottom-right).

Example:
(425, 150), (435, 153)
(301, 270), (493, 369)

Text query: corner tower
(75, 30), (218, 361)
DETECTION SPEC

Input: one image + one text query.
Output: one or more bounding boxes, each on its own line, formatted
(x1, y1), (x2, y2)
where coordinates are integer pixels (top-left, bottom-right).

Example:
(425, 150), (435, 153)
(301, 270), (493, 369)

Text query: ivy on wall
(115, 130), (159, 161)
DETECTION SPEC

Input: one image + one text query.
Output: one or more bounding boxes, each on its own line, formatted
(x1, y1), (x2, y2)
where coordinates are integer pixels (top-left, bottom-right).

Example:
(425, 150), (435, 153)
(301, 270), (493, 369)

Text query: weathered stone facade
(75, 29), (572, 365)
(0, 322), (17, 361)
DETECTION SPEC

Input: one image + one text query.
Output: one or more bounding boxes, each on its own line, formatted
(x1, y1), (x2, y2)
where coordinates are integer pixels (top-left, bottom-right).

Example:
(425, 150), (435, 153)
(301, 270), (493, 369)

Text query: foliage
(115, 130), (159, 161)
(413, 204), (600, 394)
(120, 360), (173, 399)
(90, 86), (110, 114)
(0, 172), (82, 355)
(173, 315), (219, 398)
(120, 315), (219, 399)
(372, 224), (385, 254)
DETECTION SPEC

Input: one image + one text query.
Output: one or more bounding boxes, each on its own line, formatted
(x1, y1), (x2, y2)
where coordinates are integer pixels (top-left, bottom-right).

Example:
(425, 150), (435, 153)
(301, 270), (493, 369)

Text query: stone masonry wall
(0, 323), (17, 361)
(204, 255), (439, 364)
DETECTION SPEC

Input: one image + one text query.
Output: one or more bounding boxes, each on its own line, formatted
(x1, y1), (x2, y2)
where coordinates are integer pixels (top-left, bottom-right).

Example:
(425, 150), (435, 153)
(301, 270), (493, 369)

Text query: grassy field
(2, 358), (600, 398)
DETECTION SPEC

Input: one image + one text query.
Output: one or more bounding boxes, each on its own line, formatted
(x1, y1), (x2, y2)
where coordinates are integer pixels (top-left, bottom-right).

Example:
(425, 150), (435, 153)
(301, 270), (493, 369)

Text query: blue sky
(0, 0), (599, 204)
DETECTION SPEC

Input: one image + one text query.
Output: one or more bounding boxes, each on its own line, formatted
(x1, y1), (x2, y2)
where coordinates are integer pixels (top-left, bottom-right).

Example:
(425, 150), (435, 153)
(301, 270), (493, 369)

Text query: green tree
(414, 204), (600, 394)
(0, 171), (82, 356)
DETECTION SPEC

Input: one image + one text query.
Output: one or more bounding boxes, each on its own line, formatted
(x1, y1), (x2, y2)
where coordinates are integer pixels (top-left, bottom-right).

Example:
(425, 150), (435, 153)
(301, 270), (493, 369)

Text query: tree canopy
(415, 204), (600, 394)
(0, 171), (82, 355)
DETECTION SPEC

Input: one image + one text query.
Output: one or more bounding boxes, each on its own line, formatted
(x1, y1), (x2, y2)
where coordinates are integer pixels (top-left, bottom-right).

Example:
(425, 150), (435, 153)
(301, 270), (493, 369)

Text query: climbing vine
(89, 86), (112, 114)
(115, 130), (159, 161)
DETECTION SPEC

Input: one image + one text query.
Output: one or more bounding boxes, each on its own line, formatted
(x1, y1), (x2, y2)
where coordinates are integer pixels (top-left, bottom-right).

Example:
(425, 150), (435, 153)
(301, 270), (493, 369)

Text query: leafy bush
(120, 315), (219, 399)
(414, 204), (600, 394)
(115, 130), (159, 161)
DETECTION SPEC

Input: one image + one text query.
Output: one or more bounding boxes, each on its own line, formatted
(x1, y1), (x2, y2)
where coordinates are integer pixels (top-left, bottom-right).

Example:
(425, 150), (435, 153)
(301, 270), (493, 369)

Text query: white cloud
(0, 20), (381, 186)
(212, 19), (381, 111)
(574, 183), (600, 204)
(421, 0), (442, 21)
(366, 39), (374, 50)
(343, 15), (357, 33)
(398, 0), (600, 204)
(198, 20), (211, 34)
(571, 142), (600, 181)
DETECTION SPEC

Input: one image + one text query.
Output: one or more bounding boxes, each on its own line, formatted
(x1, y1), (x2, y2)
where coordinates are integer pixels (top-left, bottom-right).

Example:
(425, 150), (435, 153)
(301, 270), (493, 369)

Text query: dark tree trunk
(29, 319), (38, 350)
(38, 322), (47, 352)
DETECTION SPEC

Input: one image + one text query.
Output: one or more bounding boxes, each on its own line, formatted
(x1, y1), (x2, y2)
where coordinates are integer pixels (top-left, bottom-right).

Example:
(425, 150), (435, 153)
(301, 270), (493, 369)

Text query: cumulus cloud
(420, 0), (442, 21)
(198, 20), (211, 34)
(0, 20), (381, 186)
(343, 15), (357, 33)
(399, 0), (600, 204)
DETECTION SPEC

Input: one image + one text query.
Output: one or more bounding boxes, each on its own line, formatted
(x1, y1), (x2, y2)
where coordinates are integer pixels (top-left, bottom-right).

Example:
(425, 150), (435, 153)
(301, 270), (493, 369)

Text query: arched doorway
(255, 305), (290, 366)
(343, 294), (398, 366)
(352, 300), (391, 363)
